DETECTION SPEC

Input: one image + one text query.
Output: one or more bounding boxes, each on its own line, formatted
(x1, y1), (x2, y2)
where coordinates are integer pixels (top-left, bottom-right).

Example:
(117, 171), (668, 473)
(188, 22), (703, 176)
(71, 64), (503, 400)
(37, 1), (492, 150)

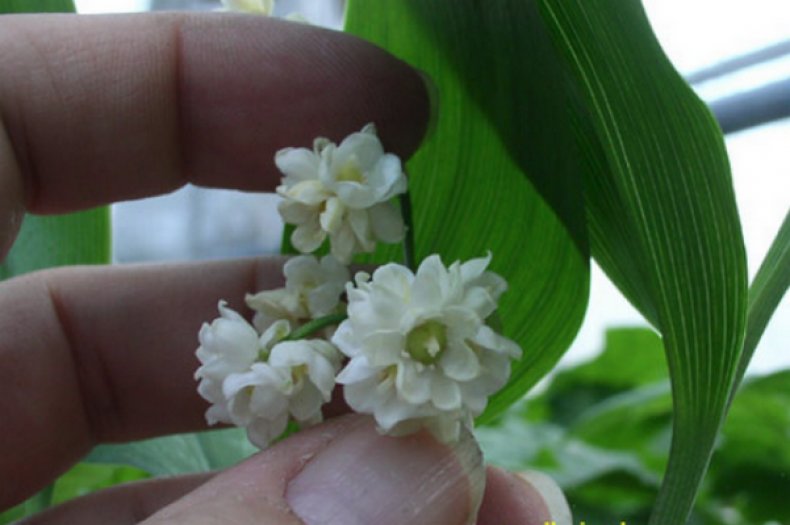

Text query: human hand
(0, 12), (570, 524)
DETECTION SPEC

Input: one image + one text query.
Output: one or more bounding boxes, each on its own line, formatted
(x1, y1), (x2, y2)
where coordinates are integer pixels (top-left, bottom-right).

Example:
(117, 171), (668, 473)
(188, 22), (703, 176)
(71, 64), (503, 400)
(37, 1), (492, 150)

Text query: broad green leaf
(0, 209), (111, 279)
(0, 0), (74, 12)
(85, 428), (256, 476)
(711, 370), (790, 524)
(345, 0), (590, 424)
(534, 2), (748, 522)
(733, 209), (790, 388)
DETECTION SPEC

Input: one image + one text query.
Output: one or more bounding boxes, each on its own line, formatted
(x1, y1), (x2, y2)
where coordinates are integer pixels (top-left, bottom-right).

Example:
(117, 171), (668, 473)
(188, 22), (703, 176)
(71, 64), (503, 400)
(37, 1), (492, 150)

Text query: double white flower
(276, 123), (408, 264)
(332, 254), (521, 442)
(245, 254), (349, 333)
(195, 298), (342, 448)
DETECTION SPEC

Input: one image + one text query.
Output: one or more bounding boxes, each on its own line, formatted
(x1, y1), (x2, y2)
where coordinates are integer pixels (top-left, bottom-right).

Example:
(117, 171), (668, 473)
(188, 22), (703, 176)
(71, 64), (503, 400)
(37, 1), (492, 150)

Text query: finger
(0, 12), (429, 238)
(14, 431), (567, 525)
(476, 467), (572, 525)
(17, 474), (211, 525)
(143, 414), (484, 525)
(0, 258), (296, 508)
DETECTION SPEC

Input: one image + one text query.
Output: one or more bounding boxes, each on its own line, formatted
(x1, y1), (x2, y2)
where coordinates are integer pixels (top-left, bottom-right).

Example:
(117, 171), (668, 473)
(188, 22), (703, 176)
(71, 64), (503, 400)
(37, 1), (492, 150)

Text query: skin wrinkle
(0, 20), (41, 209)
(170, 15), (189, 191)
(0, 260), (292, 507)
(0, 13), (428, 214)
(0, 116), (25, 258)
(46, 279), (115, 447)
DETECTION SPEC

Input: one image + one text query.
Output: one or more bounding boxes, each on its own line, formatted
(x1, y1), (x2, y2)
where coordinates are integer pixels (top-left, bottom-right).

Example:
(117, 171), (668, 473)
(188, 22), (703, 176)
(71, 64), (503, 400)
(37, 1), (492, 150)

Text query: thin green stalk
(400, 191), (416, 271)
(284, 313), (348, 341)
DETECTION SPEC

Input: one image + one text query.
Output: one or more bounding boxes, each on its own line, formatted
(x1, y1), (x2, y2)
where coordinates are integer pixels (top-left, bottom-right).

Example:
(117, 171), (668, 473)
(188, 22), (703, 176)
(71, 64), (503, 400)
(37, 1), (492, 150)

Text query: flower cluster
(195, 124), (521, 448)
(334, 254), (521, 442)
(277, 123), (408, 264)
(194, 255), (346, 449)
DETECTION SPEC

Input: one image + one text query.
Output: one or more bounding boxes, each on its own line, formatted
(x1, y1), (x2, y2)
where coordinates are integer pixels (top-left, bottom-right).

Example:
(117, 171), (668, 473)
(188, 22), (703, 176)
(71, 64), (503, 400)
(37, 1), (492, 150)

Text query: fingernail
(286, 418), (484, 525)
(515, 470), (572, 525)
(415, 69), (440, 144)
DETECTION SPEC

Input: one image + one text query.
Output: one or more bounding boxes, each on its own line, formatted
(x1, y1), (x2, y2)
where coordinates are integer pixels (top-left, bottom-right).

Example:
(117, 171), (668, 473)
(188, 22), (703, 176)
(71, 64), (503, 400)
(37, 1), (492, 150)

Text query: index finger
(0, 12), (429, 214)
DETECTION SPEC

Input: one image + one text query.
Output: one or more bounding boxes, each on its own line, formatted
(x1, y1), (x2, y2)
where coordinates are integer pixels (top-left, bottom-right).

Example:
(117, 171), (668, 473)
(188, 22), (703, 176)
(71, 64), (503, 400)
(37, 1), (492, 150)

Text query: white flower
(224, 337), (342, 448)
(220, 0), (274, 15)
(276, 123), (408, 263)
(245, 255), (349, 333)
(332, 254), (521, 442)
(195, 302), (342, 449)
(195, 301), (270, 425)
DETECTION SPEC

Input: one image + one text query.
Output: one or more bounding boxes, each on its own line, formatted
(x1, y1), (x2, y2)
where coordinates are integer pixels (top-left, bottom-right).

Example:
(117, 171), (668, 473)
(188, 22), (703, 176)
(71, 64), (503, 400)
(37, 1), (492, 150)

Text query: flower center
(406, 320), (448, 365)
(336, 155), (367, 183)
(291, 364), (308, 383)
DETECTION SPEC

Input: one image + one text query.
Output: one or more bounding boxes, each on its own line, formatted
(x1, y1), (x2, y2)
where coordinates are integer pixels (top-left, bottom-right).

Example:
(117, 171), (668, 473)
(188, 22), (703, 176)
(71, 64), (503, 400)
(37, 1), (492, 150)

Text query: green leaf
(533, 2), (748, 522)
(0, 463), (148, 524)
(0, 0), (74, 12)
(545, 327), (667, 425)
(733, 209), (790, 389)
(345, 0), (590, 424)
(85, 429), (256, 476)
(0, 209), (111, 280)
(698, 370), (790, 523)
(477, 416), (660, 490)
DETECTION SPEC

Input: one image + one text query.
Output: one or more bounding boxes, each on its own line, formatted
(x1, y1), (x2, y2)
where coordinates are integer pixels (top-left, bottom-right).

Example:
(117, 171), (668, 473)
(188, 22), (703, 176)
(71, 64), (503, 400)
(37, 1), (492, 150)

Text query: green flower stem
(284, 313), (348, 341)
(400, 191), (416, 271)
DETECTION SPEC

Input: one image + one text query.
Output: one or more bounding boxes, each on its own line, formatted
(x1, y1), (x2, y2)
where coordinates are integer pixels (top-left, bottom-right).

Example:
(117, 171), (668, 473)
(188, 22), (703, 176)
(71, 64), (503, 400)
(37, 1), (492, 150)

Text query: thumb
(143, 414), (486, 525)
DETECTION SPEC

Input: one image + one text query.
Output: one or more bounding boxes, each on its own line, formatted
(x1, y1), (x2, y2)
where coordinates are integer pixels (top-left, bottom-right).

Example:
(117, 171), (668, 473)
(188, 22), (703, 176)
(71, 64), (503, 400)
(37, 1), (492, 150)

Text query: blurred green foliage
(477, 327), (790, 525)
(0, 464), (149, 524)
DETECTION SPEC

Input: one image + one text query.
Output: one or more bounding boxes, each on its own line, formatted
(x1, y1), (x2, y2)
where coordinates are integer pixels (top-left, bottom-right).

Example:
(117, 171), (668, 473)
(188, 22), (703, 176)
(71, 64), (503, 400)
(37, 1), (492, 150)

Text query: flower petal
(275, 147), (320, 183)
(439, 341), (481, 381)
(336, 356), (378, 384)
(431, 375), (462, 411)
(289, 382), (324, 422)
(319, 197), (345, 234)
(375, 395), (419, 431)
(361, 331), (405, 367)
(281, 179), (331, 206)
(329, 223), (356, 264)
(292, 221), (327, 254)
(395, 362), (431, 405)
(277, 199), (316, 225)
(369, 202), (405, 244)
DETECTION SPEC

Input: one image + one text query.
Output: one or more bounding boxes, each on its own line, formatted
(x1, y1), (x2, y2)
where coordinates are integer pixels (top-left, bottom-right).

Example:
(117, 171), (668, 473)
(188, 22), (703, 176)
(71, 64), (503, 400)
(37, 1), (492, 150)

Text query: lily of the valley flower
(195, 302), (342, 449)
(245, 255), (349, 333)
(220, 0), (274, 15)
(332, 254), (521, 443)
(276, 123), (408, 263)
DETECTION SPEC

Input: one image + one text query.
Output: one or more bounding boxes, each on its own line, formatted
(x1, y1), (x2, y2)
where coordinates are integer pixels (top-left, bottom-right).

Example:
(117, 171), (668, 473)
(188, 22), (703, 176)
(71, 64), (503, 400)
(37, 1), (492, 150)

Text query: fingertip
(477, 466), (571, 525)
(180, 14), (431, 189)
(0, 13), (431, 213)
(515, 470), (573, 525)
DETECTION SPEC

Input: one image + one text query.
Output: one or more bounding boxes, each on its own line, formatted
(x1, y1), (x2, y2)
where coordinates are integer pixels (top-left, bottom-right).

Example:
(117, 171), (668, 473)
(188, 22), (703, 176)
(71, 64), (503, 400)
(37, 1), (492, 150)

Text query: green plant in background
(477, 326), (790, 525)
(1, 0), (788, 524)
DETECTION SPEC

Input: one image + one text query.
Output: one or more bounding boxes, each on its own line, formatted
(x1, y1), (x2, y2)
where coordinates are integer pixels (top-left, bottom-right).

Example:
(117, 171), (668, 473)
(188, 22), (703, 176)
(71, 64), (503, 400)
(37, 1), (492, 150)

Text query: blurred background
(75, 0), (788, 378)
